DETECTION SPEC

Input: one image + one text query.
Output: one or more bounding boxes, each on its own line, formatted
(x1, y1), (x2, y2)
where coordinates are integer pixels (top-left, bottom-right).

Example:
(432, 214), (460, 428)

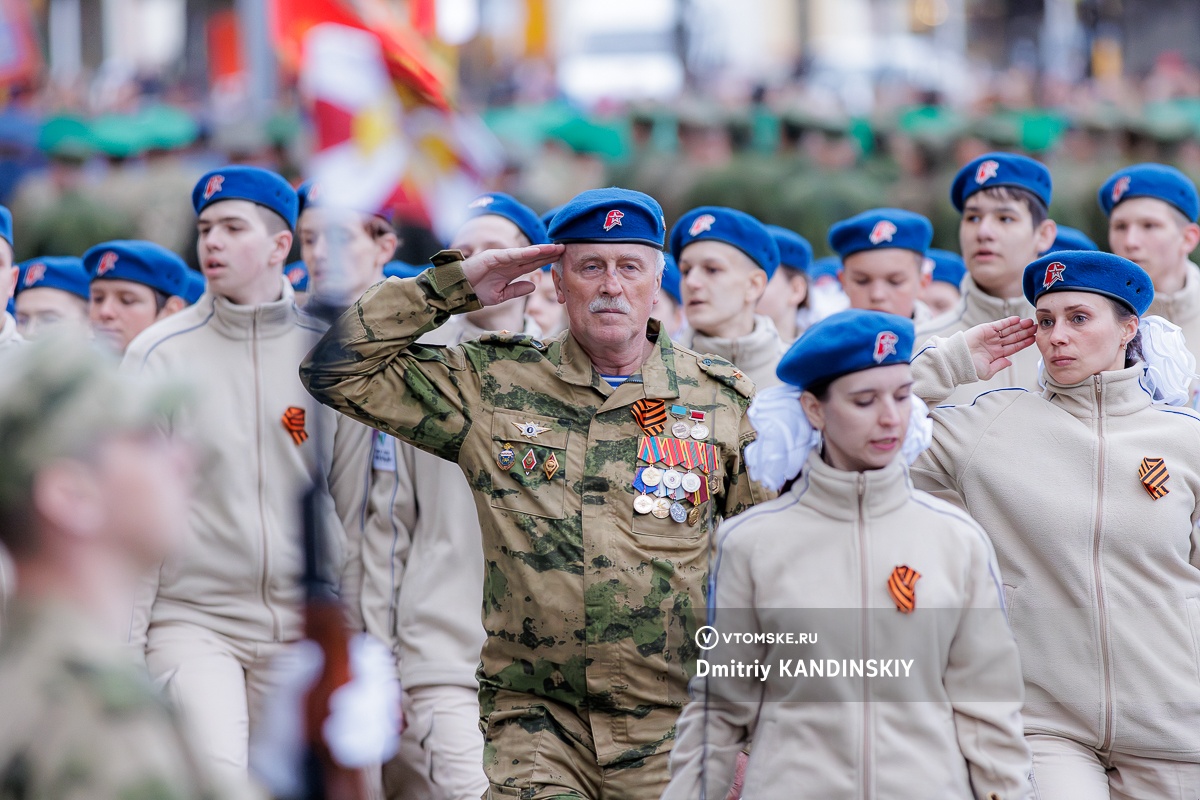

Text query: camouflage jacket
(300, 256), (771, 763)
(0, 600), (256, 800)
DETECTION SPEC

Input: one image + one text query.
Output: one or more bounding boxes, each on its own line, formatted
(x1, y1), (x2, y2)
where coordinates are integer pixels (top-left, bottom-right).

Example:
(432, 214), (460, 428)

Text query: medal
(543, 452), (559, 480)
(690, 423), (709, 440)
(651, 497), (672, 519)
(634, 494), (654, 514)
(497, 443), (516, 471)
(669, 501), (688, 523)
(671, 420), (692, 439)
(642, 466), (663, 487)
(513, 421), (551, 439)
(681, 472), (702, 493)
(522, 449), (538, 474)
(662, 469), (683, 490)
(686, 505), (702, 526)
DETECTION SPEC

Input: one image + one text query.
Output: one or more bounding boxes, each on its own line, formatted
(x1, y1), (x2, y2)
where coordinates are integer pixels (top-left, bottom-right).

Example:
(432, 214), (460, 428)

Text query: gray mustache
(589, 296), (631, 314)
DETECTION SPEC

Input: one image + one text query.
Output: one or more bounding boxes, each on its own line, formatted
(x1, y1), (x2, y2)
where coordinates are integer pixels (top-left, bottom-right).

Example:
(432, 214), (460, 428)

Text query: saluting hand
(964, 315), (1037, 381)
(460, 244), (565, 307)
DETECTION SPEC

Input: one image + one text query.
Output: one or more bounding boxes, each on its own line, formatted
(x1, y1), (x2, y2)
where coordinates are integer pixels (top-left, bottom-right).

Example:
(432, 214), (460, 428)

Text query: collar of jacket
(1041, 363), (1153, 419)
(791, 449), (911, 522)
(687, 314), (780, 376)
(206, 276), (297, 340)
(959, 274), (1035, 327)
(1147, 261), (1200, 325)
(556, 317), (680, 399)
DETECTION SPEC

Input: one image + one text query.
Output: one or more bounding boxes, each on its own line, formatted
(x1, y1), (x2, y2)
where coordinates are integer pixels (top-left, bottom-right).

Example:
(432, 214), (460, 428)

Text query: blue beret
(540, 205), (564, 230)
(548, 188), (665, 249)
(925, 249), (966, 287)
(297, 179), (395, 223)
(0, 205), (11, 249)
(192, 165), (298, 230)
(1023, 250), (1153, 316)
(181, 270), (206, 304)
(777, 309), (915, 391)
(83, 240), (188, 298)
(15, 256), (89, 301)
(670, 206), (779, 279)
(1098, 163), (1199, 222)
(660, 253), (681, 304)
(828, 208), (932, 259)
(951, 152), (1052, 212)
(1043, 225), (1098, 254)
(383, 260), (425, 279)
(464, 192), (548, 245)
(766, 225), (812, 274)
(809, 256), (842, 282)
(284, 260), (309, 292)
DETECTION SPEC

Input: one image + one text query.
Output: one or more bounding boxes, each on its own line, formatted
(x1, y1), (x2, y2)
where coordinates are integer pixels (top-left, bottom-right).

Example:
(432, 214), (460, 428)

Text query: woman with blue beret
(912, 249), (1200, 797)
(663, 309), (1032, 799)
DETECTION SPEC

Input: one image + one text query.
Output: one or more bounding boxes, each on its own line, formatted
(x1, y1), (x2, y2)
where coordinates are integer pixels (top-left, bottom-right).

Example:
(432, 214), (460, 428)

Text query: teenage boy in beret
(829, 207), (935, 325)
(86, 240), (191, 353)
(915, 152), (1058, 404)
(671, 205), (787, 389)
(920, 248), (967, 317)
(1101, 163), (1200, 406)
(122, 165), (372, 791)
(14, 256), (90, 340)
(302, 186), (770, 800)
(757, 225), (812, 344)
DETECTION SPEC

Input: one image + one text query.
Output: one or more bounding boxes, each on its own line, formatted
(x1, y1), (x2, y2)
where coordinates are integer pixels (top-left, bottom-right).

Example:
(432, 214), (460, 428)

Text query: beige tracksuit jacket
(123, 279), (370, 648)
(664, 453), (1032, 800)
(916, 276), (1041, 405)
(913, 332), (1200, 759)
(0, 312), (21, 618)
(1147, 261), (1200, 408)
(677, 314), (785, 390)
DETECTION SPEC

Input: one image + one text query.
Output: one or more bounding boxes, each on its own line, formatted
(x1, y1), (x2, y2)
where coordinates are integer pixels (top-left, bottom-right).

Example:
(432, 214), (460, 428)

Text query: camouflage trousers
(481, 690), (673, 800)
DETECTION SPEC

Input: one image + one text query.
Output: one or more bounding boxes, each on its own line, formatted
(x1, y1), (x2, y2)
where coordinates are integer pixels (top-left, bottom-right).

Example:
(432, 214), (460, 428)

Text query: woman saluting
(663, 309), (1032, 800)
(912, 249), (1200, 798)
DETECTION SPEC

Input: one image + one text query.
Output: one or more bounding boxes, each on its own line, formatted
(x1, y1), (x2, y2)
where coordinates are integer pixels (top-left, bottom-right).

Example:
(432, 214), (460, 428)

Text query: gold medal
(687, 505), (702, 526)
(633, 494), (654, 514)
(651, 497), (671, 519)
(543, 452), (559, 481)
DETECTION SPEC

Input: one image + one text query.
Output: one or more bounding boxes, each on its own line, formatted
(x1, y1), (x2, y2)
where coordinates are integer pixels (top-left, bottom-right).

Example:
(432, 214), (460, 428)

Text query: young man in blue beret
(915, 151), (1057, 404)
(671, 205), (786, 388)
(829, 208), (935, 324)
(757, 225), (811, 344)
(14, 256), (90, 339)
(920, 248), (967, 317)
(86, 240), (191, 353)
(0, 205), (20, 351)
(1100, 163), (1200, 406)
(122, 165), (372, 792)
(648, 252), (685, 338)
(284, 260), (309, 306)
(301, 186), (771, 800)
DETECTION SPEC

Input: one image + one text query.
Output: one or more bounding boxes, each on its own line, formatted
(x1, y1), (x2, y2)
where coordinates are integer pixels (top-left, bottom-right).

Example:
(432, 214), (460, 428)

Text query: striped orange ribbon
(887, 565), (921, 614)
(1139, 457), (1170, 500)
(631, 398), (667, 436)
(282, 406), (308, 446)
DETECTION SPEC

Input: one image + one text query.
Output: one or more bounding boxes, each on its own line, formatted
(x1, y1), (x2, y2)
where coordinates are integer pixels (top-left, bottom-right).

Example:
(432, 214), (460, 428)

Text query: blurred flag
(0, 0), (41, 88)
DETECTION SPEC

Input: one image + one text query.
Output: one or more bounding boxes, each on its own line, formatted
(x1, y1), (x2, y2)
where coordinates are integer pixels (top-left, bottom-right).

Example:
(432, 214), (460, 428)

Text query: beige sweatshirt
(677, 313), (784, 390)
(1147, 260), (1200, 408)
(916, 276), (1041, 405)
(123, 278), (371, 647)
(664, 452), (1031, 800)
(357, 313), (542, 688)
(913, 332), (1200, 758)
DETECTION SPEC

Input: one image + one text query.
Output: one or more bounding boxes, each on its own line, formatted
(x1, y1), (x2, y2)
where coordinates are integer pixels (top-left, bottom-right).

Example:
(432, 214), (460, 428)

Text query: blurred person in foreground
(0, 335), (257, 800)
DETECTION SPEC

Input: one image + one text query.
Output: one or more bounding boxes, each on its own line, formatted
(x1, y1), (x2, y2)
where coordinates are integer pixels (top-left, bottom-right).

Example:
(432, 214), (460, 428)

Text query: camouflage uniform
(0, 599), (259, 800)
(300, 256), (770, 798)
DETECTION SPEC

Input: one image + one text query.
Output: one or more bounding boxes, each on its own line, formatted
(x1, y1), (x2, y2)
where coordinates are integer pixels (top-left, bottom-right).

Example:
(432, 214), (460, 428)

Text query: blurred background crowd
(4, 0), (1200, 267)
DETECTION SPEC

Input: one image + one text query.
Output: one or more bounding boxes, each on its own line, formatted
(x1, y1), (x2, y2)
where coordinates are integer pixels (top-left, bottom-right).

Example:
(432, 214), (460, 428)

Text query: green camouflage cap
(0, 335), (188, 507)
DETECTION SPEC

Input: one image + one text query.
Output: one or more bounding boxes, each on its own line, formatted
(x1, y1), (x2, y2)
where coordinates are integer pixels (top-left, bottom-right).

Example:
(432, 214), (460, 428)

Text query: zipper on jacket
(1093, 376), (1114, 750)
(856, 473), (871, 800)
(252, 312), (281, 641)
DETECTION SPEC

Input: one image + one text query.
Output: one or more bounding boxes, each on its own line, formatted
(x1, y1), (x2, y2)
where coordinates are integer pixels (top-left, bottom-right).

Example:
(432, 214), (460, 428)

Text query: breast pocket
(489, 409), (569, 520)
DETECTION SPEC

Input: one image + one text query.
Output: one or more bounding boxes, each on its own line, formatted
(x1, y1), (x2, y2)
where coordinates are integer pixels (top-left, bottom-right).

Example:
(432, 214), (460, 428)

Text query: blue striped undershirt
(601, 375), (629, 388)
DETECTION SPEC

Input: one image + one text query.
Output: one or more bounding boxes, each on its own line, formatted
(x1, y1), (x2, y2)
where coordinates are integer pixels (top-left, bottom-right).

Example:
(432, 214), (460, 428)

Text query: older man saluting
(301, 187), (768, 799)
